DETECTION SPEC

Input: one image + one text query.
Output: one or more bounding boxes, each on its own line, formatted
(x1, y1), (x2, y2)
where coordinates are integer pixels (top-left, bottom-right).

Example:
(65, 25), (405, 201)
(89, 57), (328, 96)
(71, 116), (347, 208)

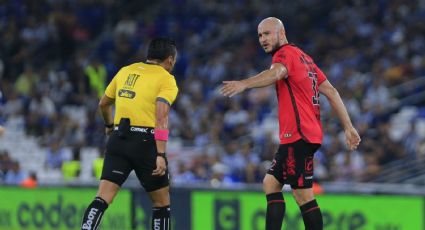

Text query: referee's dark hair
(147, 37), (177, 61)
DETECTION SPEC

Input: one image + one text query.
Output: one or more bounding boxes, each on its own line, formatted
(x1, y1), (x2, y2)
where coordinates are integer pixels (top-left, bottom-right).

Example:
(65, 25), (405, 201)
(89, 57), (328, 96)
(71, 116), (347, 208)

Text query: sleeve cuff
(105, 93), (115, 99)
(156, 97), (171, 106)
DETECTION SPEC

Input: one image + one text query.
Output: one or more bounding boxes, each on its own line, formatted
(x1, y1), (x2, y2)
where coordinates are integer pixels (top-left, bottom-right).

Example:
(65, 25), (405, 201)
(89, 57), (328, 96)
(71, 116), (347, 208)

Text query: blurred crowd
(1, 0), (425, 186)
(0, 149), (37, 187)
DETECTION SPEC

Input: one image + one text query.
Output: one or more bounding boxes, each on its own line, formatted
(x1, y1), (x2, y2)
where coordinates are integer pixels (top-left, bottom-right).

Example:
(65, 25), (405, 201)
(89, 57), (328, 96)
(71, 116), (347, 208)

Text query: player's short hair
(147, 37), (177, 61)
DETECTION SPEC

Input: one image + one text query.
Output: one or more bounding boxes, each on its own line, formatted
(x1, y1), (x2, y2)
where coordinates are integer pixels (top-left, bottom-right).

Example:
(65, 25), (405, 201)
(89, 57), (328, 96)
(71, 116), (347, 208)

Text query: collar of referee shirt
(146, 60), (160, 65)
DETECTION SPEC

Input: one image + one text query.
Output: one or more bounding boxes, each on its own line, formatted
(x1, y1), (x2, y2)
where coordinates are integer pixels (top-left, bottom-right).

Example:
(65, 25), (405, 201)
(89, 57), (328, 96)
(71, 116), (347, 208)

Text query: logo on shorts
(131, 127), (148, 132)
(112, 170), (124, 175)
(82, 208), (98, 230)
(305, 157), (313, 173)
(304, 176), (313, 180)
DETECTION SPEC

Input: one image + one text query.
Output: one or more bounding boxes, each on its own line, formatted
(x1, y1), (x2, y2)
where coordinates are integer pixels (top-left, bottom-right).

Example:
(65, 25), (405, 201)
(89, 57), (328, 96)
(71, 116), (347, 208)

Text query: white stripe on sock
(93, 211), (104, 230)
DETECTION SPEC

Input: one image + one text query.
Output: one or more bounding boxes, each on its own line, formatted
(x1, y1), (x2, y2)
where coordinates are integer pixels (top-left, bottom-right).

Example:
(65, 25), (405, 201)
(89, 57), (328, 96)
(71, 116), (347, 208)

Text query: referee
(81, 38), (178, 230)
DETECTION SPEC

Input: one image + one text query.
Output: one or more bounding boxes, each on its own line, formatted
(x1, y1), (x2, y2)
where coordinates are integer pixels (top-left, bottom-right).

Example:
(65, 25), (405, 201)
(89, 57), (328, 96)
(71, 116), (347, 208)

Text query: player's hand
(105, 127), (113, 135)
(152, 156), (167, 176)
(0, 126), (5, 136)
(220, 81), (247, 97)
(345, 126), (361, 150)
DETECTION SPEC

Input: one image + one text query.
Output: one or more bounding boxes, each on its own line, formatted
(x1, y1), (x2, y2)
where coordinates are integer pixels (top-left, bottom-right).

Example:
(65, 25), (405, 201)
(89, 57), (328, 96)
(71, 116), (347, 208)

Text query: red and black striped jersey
(272, 44), (327, 144)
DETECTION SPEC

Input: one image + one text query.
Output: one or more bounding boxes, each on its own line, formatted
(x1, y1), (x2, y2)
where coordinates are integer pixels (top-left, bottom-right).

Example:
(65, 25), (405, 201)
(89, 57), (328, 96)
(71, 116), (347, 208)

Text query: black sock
(81, 197), (109, 230)
(152, 205), (171, 230)
(265, 192), (285, 230)
(300, 199), (323, 230)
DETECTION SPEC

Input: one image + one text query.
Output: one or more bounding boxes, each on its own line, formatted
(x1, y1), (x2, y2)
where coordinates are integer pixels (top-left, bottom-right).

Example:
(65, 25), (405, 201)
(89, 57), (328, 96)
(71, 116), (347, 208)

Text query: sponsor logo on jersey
(118, 89), (136, 98)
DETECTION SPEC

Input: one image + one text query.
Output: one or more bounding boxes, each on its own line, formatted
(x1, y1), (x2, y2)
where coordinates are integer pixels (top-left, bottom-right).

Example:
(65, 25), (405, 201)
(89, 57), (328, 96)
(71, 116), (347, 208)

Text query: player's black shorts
(101, 126), (169, 192)
(267, 139), (320, 189)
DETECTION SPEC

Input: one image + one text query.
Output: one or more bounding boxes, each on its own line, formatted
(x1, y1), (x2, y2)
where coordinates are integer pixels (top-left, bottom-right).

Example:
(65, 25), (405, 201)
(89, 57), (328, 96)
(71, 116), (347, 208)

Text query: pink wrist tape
(154, 129), (169, 141)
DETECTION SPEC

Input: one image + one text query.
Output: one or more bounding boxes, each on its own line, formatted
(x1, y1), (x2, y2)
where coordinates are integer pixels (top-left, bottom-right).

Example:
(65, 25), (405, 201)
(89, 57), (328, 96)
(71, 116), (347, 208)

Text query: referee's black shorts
(267, 139), (321, 189)
(101, 127), (169, 192)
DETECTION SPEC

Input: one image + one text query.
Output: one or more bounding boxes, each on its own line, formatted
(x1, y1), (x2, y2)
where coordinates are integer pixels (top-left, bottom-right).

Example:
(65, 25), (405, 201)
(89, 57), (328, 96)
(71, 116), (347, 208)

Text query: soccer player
(220, 17), (361, 230)
(81, 38), (178, 230)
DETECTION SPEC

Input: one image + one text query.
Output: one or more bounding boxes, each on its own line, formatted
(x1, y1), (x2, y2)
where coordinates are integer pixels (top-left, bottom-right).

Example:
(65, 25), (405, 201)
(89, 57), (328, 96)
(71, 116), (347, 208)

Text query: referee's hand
(105, 127), (113, 135)
(152, 156), (167, 176)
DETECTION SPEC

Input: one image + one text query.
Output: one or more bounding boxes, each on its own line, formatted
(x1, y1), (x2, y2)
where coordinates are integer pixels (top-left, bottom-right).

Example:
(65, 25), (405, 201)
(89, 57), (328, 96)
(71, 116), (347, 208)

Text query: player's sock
(300, 199), (323, 230)
(152, 205), (171, 230)
(265, 192), (285, 230)
(81, 196), (109, 230)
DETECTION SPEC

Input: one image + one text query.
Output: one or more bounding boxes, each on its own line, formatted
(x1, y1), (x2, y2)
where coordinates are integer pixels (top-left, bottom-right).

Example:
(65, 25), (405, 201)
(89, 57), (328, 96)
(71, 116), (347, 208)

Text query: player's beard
(267, 42), (281, 54)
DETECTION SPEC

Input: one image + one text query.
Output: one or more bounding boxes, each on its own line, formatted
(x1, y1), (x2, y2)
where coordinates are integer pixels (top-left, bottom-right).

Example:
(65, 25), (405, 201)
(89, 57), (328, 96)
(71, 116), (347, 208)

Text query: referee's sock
(265, 192), (285, 230)
(300, 199), (323, 230)
(81, 196), (109, 230)
(152, 205), (171, 230)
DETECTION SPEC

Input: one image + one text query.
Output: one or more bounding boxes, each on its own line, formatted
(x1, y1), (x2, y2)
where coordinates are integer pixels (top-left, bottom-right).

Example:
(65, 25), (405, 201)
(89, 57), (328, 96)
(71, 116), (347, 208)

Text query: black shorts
(267, 139), (320, 189)
(101, 127), (169, 192)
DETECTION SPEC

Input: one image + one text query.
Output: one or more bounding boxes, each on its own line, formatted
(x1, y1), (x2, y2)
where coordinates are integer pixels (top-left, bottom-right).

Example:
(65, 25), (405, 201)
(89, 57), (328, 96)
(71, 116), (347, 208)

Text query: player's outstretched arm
(220, 63), (287, 97)
(319, 80), (361, 150)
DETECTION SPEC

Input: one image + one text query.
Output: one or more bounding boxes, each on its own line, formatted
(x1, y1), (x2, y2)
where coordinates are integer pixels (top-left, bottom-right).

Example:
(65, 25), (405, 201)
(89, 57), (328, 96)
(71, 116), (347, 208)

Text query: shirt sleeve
(157, 75), (178, 105)
(105, 68), (125, 98)
(272, 49), (293, 74)
(315, 65), (327, 85)
(104, 77), (116, 98)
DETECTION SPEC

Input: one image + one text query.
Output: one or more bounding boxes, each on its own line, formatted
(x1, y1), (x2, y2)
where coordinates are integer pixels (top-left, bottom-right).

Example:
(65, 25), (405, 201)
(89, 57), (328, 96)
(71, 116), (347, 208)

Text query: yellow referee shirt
(105, 62), (178, 127)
